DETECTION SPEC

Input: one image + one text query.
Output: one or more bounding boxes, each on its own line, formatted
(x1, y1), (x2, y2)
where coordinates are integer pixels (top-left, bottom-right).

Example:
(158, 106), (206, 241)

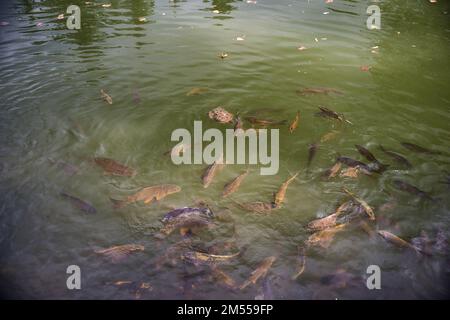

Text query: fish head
(201, 206), (215, 218)
(167, 185), (182, 194)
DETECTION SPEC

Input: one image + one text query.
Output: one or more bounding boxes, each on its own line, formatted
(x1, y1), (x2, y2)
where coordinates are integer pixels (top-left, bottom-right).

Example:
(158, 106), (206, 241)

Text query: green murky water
(0, 0), (449, 299)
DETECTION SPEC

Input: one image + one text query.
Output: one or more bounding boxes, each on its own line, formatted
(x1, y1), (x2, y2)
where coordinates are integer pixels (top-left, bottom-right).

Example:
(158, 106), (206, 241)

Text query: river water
(0, 0), (449, 299)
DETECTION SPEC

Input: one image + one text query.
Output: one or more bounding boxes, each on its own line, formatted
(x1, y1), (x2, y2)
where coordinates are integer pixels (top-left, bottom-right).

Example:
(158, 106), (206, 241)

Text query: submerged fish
(222, 169), (249, 197)
(307, 144), (318, 168)
(401, 142), (442, 155)
(392, 180), (433, 200)
(60, 192), (96, 214)
(320, 130), (340, 143)
(202, 160), (224, 188)
(342, 188), (375, 220)
(211, 267), (237, 289)
(182, 250), (240, 266)
(240, 256), (276, 290)
(49, 158), (79, 176)
(186, 87), (209, 96)
(158, 217), (214, 238)
(296, 87), (342, 96)
(255, 277), (274, 300)
(232, 200), (277, 214)
(95, 244), (144, 262)
(292, 246), (306, 280)
(288, 112), (300, 133)
(94, 157), (136, 176)
(100, 89), (112, 105)
(245, 116), (287, 126)
(306, 200), (352, 232)
(273, 171), (300, 208)
(377, 230), (422, 254)
(322, 161), (342, 179)
(306, 224), (347, 248)
(162, 207), (214, 224)
(336, 156), (372, 175)
(378, 145), (412, 168)
(355, 145), (389, 173)
(110, 184), (181, 208)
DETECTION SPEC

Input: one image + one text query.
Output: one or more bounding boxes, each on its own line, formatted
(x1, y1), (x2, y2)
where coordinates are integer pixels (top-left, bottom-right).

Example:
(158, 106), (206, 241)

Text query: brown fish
(306, 224), (347, 248)
(232, 199), (276, 214)
(392, 180), (433, 200)
(342, 188), (375, 220)
(307, 143), (318, 168)
(60, 192), (96, 214)
(182, 250), (240, 266)
(222, 169), (249, 198)
(378, 145), (412, 168)
(94, 157), (136, 176)
(296, 87), (343, 96)
(401, 142), (442, 155)
(292, 246), (306, 280)
(288, 111), (300, 133)
(157, 217), (215, 238)
(110, 184), (181, 209)
(355, 145), (389, 173)
(186, 87), (208, 96)
(100, 89), (112, 105)
(202, 160), (224, 188)
(320, 130), (340, 143)
(306, 200), (353, 232)
(95, 244), (144, 262)
(240, 256), (276, 290)
(273, 171), (299, 208)
(377, 230), (422, 254)
(211, 268), (237, 289)
(340, 167), (360, 178)
(245, 116), (287, 126)
(322, 161), (342, 179)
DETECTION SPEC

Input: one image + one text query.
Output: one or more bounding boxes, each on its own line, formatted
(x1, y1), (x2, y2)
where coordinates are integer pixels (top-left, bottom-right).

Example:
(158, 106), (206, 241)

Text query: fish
(306, 201), (353, 232)
(342, 188), (375, 220)
(60, 192), (96, 214)
(316, 106), (352, 124)
(296, 87), (343, 96)
(245, 116), (287, 126)
(182, 250), (240, 266)
(100, 89), (112, 105)
(392, 180), (433, 200)
(378, 145), (412, 168)
(95, 244), (144, 262)
(322, 161), (342, 179)
(340, 167), (360, 178)
(186, 87), (209, 96)
(307, 143), (318, 168)
(164, 143), (191, 157)
(292, 246), (306, 280)
(355, 145), (389, 173)
(94, 157), (136, 176)
(305, 224), (347, 248)
(222, 170), (249, 198)
(320, 130), (339, 143)
(232, 199), (277, 214)
(162, 207), (214, 224)
(157, 217), (215, 238)
(377, 230), (423, 254)
(211, 267), (237, 289)
(336, 156), (372, 175)
(273, 171), (300, 208)
(320, 269), (360, 289)
(202, 160), (224, 188)
(234, 115), (244, 131)
(288, 111), (300, 133)
(401, 142), (442, 155)
(240, 256), (276, 290)
(110, 184), (181, 209)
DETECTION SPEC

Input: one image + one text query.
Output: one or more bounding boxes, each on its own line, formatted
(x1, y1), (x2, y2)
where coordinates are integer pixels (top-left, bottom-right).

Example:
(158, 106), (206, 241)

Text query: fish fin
(110, 197), (126, 209)
(144, 197), (157, 205)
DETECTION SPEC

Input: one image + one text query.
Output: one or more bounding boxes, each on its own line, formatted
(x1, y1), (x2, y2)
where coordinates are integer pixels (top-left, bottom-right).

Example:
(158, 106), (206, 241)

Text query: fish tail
(110, 197), (126, 209)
